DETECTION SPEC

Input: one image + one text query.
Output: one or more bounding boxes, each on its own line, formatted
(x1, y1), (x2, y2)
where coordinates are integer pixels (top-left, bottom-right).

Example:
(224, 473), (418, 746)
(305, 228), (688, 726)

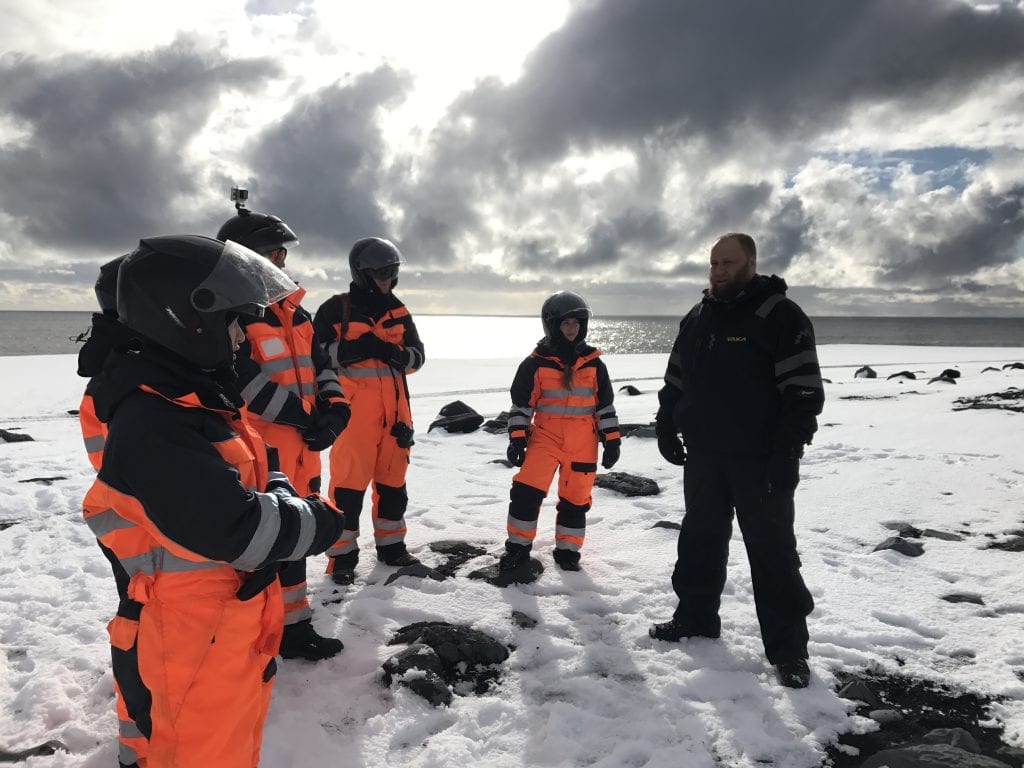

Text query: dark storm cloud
(758, 196), (812, 275)
(437, 0), (1024, 166)
(0, 37), (281, 252)
(882, 184), (1024, 283)
(240, 66), (412, 253)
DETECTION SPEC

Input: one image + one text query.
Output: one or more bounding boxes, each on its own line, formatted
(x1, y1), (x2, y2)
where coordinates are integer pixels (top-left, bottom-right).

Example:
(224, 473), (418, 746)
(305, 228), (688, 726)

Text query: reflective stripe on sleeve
(231, 493), (285, 571)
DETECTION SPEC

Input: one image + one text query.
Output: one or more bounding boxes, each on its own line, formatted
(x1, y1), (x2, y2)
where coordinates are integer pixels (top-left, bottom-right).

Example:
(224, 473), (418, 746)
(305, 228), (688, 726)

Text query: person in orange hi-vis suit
(313, 237), (426, 585)
(82, 236), (344, 768)
(499, 291), (622, 574)
(217, 196), (351, 661)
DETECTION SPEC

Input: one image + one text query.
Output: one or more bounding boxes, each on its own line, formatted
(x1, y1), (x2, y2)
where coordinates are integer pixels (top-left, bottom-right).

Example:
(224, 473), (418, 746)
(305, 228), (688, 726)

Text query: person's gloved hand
(265, 473), (298, 498)
(657, 432), (687, 466)
(507, 436), (527, 467)
(766, 452), (800, 497)
(601, 438), (621, 469)
(236, 563), (281, 601)
(302, 404), (351, 451)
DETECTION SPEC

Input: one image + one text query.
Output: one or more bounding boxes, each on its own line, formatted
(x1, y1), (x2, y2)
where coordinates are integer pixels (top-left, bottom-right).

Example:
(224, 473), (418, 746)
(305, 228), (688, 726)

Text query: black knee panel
(555, 498), (589, 529)
(333, 487), (366, 528)
(510, 482), (545, 521)
(376, 482), (408, 521)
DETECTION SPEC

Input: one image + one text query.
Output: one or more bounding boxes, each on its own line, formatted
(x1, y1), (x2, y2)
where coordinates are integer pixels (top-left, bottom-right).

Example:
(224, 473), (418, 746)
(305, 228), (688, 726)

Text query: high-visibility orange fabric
(513, 420), (599, 506)
(325, 304), (413, 542)
(83, 392), (281, 768)
(78, 393), (107, 471)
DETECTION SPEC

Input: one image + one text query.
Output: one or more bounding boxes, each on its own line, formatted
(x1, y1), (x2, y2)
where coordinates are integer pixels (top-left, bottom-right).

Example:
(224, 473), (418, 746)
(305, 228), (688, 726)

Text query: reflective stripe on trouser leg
(326, 487), (365, 571)
(373, 482), (408, 547)
(109, 597), (151, 765)
(554, 497), (589, 552)
(279, 559), (310, 626)
(506, 481), (546, 547)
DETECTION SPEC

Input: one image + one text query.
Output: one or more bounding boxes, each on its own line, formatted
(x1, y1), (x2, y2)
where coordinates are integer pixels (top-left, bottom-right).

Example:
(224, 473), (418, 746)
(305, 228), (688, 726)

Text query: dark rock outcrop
(428, 400), (485, 434)
(855, 366), (878, 379)
(618, 384), (642, 395)
(0, 429), (33, 443)
(593, 472), (660, 497)
(0, 741), (68, 763)
(382, 622), (510, 706)
(482, 411), (509, 434)
(468, 557), (544, 587)
(873, 537), (925, 557)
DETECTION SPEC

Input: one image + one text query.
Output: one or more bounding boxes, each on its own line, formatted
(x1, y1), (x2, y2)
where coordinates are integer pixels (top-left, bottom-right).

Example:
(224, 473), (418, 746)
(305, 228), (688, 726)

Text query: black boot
(775, 658), (811, 689)
(330, 569), (355, 586)
(498, 544), (530, 571)
(648, 615), (721, 641)
(279, 619), (344, 661)
(552, 548), (581, 571)
(377, 543), (420, 567)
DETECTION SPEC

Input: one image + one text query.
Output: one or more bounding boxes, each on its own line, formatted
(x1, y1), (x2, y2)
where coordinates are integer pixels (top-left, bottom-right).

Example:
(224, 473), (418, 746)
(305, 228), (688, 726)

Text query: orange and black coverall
(505, 340), (620, 557)
(82, 349), (343, 768)
(236, 286), (349, 626)
(313, 283), (424, 569)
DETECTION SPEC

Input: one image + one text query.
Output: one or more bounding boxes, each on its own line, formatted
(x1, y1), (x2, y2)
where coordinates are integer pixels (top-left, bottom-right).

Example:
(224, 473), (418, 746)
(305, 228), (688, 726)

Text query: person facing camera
(499, 291), (621, 573)
(217, 196), (351, 661)
(313, 237), (426, 585)
(81, 236), (345, 767)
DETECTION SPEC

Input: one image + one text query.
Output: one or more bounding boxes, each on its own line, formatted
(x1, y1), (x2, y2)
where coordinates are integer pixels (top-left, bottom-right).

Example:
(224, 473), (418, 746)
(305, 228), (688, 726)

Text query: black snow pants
(671, 452), (814, 664)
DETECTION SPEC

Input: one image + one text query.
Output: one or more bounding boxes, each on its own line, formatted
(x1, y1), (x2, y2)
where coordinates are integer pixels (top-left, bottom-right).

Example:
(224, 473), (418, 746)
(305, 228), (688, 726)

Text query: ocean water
(0, 311), (1022, 358)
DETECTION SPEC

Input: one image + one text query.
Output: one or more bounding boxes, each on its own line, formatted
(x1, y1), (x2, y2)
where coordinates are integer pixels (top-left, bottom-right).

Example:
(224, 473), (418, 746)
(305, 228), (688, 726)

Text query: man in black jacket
(649, 233), (824, 689)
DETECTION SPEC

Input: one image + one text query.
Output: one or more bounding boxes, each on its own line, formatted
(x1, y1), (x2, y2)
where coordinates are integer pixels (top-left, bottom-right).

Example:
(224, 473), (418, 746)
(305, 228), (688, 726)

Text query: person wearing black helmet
(216, 201), (351, 661)
(498, 291), (621, 574)
(82, 235), (345, 767)
(313, 237), (426, 584)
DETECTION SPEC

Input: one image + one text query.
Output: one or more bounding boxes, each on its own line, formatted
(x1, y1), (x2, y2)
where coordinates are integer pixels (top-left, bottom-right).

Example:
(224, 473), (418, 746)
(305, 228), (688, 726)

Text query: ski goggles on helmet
(365, 264), (399, 280)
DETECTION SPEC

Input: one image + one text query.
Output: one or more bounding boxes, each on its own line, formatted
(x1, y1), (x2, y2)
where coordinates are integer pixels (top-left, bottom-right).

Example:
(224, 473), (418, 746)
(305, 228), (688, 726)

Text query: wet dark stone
(929, 374), (959, 385)
(0, 429), (33, 443)
(593, 471), (660, 497)
(382, 622), (510, 706)
(855, 365), (877, 378)
(826, 670), (1009, 768)
(618, 384), (642, 395)
(468, 558), (544, 587)
(619, 423), (657, 438)
(887, 371), (918, 380)
(884, 522), (924, 538)
(953, 389), (1024, 414)
(0, 740), (67, 762)
(986, 537), (1024, 553)
(0, 521), (22, 532)
(428, 400), (485, 434)
(1001, 362), (1024, 370)
(922, 528), (965, 542)
(511, 610), (537, 629)
(942, 594), (985, 606)
(873, 537), (925, 557)
(17, 476), (68, 485)
(383, 562), (446, 585)
(427, 540), (488, 578)
(651, 520), (682, 531)
(481, 412), (509, 434)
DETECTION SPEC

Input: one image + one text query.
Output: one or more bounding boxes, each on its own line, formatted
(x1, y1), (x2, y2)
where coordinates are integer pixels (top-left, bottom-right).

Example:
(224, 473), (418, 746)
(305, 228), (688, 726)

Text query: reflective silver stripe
(85, 508), (135, 539)
(755, 294), (786, 318)
(240, 372), (274, 404)
(541, 388), (570, 399)
(506, 515), (537, 546)
(266, 470), (291, 489)
(554, 533), (583, 552)
(535, 403), (596, 416)
(376, 532), (405, 546)
(261, 387), (290, 422)
(295, 354), (314, 369)
(326, 341), (342, 369)
(118, 549), (223, 578)
(259, 357), (298, 375)
(777, 374), (824, 393)
(119, 741), (139, 765)
(284, 497), (317, 561)
(83, 434), (105, 454)
(375, 518), (405, 532)
(300, 382), (316, 397)
(318, 379), (344, 398)
(284, 605), (312, 625)
(408, 347), (424, 370)
(598, 417), (620, 431)
(327, 530), (358, 558)
(259, 337), (288, 358)
(119, 719), (143, 740)
(231, 494), (284, 571)
(775, 350), (820, 377)
(338, 366), (393, 379)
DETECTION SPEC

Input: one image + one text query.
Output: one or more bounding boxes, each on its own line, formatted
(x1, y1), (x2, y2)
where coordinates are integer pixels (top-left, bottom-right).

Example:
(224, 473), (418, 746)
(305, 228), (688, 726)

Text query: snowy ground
(1, 345), (1022, 767)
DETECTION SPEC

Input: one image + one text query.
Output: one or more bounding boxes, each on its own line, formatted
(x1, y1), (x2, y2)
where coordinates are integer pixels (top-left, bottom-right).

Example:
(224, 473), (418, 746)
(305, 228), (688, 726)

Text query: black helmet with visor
(541, 291), (592, 345)
(348, 237), (404, 291)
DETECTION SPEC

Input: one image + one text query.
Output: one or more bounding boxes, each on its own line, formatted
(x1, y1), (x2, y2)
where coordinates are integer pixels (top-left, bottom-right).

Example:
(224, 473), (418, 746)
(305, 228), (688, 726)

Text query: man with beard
(649, 233), (824, 689)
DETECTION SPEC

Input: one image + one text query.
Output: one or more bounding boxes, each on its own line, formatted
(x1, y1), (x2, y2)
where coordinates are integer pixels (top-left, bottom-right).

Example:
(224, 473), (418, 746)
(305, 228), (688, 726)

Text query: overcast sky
(2, 0), (1023, 317)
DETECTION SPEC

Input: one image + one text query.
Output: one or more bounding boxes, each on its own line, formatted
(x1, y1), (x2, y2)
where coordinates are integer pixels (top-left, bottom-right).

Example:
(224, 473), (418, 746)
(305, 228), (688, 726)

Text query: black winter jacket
(656, 274), (824, 456)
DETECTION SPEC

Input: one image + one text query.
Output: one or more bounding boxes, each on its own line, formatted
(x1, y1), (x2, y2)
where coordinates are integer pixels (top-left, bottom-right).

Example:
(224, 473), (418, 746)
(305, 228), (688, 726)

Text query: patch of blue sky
(785, 146), (991, 193)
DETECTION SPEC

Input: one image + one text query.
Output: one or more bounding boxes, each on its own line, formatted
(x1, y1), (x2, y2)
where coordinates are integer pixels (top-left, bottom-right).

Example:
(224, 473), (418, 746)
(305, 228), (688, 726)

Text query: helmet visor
(191, 240), (297, 314)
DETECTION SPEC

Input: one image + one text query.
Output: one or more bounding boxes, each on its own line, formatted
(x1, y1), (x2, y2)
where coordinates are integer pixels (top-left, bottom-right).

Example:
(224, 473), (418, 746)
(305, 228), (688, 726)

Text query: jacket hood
(88, 345), (243, 424)
(535, 337), (597, 364)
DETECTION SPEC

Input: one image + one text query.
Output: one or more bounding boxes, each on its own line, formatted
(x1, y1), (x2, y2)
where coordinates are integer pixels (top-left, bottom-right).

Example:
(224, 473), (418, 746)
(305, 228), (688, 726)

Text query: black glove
(766, 452), (800, 497)
(601, 439), (621, 469)
(265, 474), (298, 498)
(657, 432), (687, 466)
(507, 436), (527, 467)
(302, 404), (351, 451)
(236, 563), (281, 601)
(299, 494), (345, 557)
